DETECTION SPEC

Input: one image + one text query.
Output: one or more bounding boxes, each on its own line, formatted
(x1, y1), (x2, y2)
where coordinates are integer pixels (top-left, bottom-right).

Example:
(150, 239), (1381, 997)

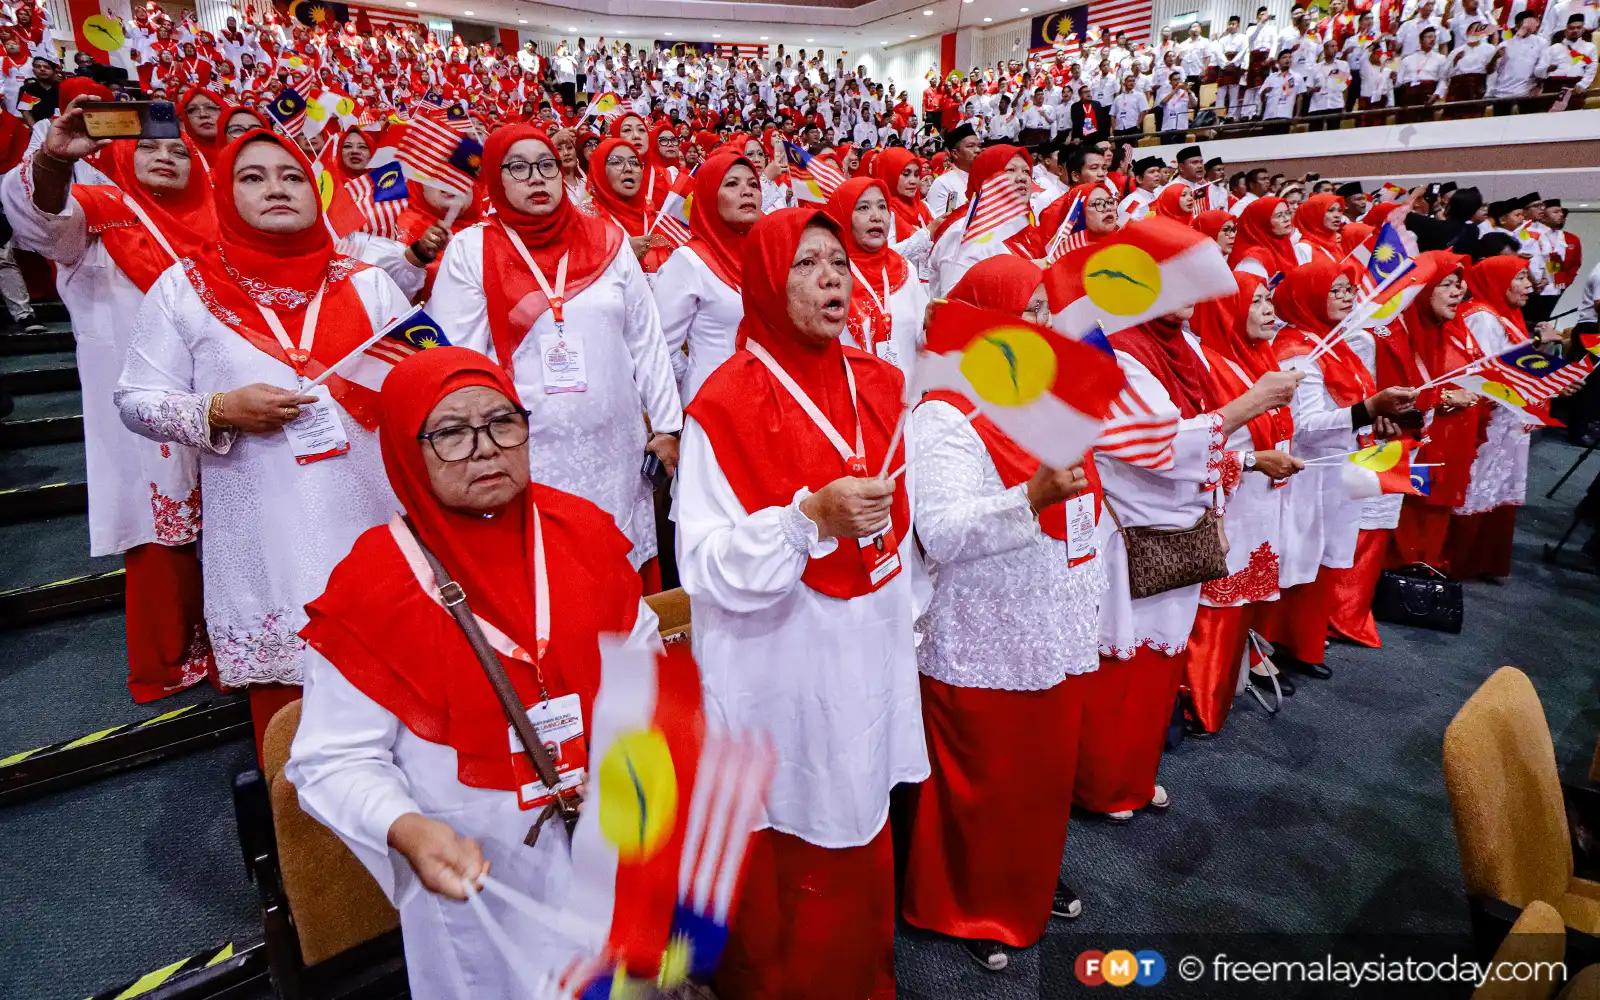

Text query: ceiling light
(806, 37), (815, 41)
(664, 31), (673, 36)
(518, 17), (527, 22)
(567, 26), (577, 31)
(463, 9), (473, 14)
(880, 39), (888, 45)
(1019, 6), (1029, 10)
(760, 35), (769, 40)
(404, 1), (415, 5)
(922, 8), (934, 13)
(712, 33), (722, 38)
(983, 15), (993, 21)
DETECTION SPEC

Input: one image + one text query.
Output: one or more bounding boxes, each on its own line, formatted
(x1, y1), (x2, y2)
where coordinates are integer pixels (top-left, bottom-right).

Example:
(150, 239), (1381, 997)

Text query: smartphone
(641, 452), (670, 491)
(79, 100), (181, 140)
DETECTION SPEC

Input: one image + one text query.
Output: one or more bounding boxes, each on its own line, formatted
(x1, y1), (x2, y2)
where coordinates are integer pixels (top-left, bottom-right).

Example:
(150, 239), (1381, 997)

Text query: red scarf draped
(481, 125), (622, 367)
(930, 255), (1101, 540)
(1460, 254), (1531, 345)
(300, 348), (641, 791)
(1151, 184), (1195, 224)
(1271, 257), (1377, 407)
(178, 87), (229, 169)
(586, 136), (652, 236)
(1110, 314), (1210, 419)
(870, 147), (931, 239)
(1189, 272), (1294, 450)
(1294, 193), (1344, 261)
(1229, 196), (1299, 277)
(1194, 209), (1233, 241)
(825, 178), (910, 355)
(1399, 252), (1483, 508)
(684, 208), (909, 599)
(72, 137), (218, 293)
(685, 150), (754, 291)
(184, 130), (381, 428)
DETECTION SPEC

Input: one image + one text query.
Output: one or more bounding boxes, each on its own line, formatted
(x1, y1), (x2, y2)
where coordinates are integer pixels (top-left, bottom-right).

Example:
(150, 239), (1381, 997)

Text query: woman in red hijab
(1439, 255), (1539, 579)
(1391, 253), (1483, 570)
(390, 180), (483, 301)
(221, 105), (270, 143)
(652, 150), (761, 404)
(289, 346), (655, 999)
(1294, 193), (1347, 262)
(1080, 302), (1295, 819)
(1257, 259), (1415, 681)
(586, 136), (673, 273)
(1151, 183), (1197, 224)
(676, 208), (924, 1000)
(823, 177), (927, 378)
(929, 143), (1032, 295)
(901, 256), (1102, 971)
(426, 125), (684, 590)
(1230, 196), (1301, 279)
(115, 130), (410, 749)
(645, 121), (681, 197)
(1183, 274), (1305, 732)
(1195, 209), (1237, 258)
(5, 104), (221, 703)
(870, 146), (932, 242)
(178, 86), (227, 169)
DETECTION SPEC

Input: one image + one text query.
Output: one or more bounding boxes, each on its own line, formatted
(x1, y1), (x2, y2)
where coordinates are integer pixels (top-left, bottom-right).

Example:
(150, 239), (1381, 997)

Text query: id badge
(1064, 493), (1098, 568)
(859, 524), (902, 588)
(282, 384), (350, 466)
(874, 338), (899, 368)
(538, 330), (588, 394)
(509, 692), (587, 812)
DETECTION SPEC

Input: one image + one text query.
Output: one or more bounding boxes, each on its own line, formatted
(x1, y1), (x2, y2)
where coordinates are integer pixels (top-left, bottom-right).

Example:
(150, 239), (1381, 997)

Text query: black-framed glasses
(418, 409), (531, 462)
(501, 158), (561, 182)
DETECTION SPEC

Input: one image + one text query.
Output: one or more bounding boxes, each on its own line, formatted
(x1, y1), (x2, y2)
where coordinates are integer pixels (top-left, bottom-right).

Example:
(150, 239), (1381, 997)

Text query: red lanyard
(500, 222), (569, 328)
(746, 341), (865, 466)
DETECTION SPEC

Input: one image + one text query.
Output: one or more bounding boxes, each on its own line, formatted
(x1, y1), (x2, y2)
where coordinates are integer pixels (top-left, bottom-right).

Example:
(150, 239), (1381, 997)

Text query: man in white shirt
(1542, 0), (1600, 39)
(1487, 11), (1547, 102)
(1244, 7), (1280, 116)
(1179, 25), (1215, 90)
(1397, 0), (1444, 56)
(1018, 88), (1054, 144)
(1539, 13), (1600, 104)
(1215, 15), (1249, 118)
(1258, 50), (1305, 123)
(1450, 0), (1496, 50)
(1397, 26), (1449, 116)
(924, 122), (980, 217)
(1109, 74), (1148, 134)
(1444, 21), (1496, 104)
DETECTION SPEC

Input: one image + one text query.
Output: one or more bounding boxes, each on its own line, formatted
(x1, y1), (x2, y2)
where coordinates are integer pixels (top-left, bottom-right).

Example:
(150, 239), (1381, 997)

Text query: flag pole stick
(886, 408), (985, 480)
(303, 311), (408, 389)
(1415, 357), (1488, 391)
(1306, 261), (1416, 363)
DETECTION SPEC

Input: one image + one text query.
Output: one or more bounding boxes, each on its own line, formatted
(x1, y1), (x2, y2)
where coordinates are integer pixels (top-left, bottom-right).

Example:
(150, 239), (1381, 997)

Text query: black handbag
(1372, 563), (1463, 634)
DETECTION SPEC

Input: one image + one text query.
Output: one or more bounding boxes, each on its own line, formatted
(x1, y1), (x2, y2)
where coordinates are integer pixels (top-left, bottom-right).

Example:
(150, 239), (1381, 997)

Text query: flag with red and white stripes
(343, 174), (407, 240)
(1088, 0), (1155, 44)
(398, 114), (481, 197)
(1093, 384), (1181, 470)
(1476, 346), (1595, 403)
(961, 172), (1033, 245)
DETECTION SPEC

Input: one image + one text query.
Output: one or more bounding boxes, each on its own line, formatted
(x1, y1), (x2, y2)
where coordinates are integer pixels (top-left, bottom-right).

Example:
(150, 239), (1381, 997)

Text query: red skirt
(124, 541), (215, 703)
(1254, 574), (1332, 666)
(901, 674), (1083, 947)
(1074, 649), (1184, 815)
(1391, 501), (1452, 570)
(1182, 605), (1252, 734)
(1327, 529), (1390, 648)
(716, 826), (896, 999)
(1443, 507), (1517, 580)
(248, 685), (303, 764)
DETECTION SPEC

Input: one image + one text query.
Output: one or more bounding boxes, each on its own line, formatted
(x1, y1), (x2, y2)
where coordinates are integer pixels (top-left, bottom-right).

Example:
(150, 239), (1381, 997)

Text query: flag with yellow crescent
(1043, 217), (1239, 336)
(1339, 439), (1424, 498)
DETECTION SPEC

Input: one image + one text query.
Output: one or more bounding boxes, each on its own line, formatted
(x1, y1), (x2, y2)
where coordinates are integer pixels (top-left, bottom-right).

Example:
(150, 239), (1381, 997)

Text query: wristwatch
(1242, 450), (1257, 471)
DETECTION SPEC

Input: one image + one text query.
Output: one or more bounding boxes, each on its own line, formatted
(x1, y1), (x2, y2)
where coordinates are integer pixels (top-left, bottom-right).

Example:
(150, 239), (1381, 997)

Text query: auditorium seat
(1558, 965), (1600, 999)
(1471, 900), (1565, 1000)
(1444, 667), (1600, 961)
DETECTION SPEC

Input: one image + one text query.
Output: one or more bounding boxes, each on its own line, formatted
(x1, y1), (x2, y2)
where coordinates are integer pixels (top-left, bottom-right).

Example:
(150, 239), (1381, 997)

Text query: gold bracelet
(206, 392), (231, 430)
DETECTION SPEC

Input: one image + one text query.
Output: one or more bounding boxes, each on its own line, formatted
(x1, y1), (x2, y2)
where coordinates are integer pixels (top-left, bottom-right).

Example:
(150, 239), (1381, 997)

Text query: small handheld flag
(1477, 344), (1590, 402)
(1044, 218), (1237, 336)
(783, 141), (846, 203)
(399, 114), (482, 197)
(269, 87), (308, 135)
(369, 160), (407, 202)
(311, 306), (452, 391)
(1338, 439), (1422, 498)
(961, 173), (1032, 246)
(914, 300), (1127, 467)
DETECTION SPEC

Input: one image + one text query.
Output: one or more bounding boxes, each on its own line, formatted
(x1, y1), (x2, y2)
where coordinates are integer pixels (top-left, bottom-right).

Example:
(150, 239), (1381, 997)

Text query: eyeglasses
(418, 409), (531, 462)
(605, 156), (643, 170)
(500, 159), (561, 182)
(1086, 198), (1116, 211)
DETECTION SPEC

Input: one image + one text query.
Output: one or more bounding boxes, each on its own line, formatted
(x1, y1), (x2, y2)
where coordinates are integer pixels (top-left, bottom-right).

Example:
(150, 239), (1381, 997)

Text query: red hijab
(644, 121), (678, 206)
(586, 136), (651, 236)
(392, 179), (484, 244)
(73, 136), (218, 292)
(300, 347), (641, 791)
(480, 126), (622, 368)
(186, 130), (380, 428)
(1194, 209), (1233, 240)
(825, 178), (911, 355)
(326, 126), (370, 186)
(928, 256), (1102, 540)
(685, 209), (909, 599)
(1110, 314), (1210, 419)
(686, 150), (756, 291)
(1151, 184), (1196, 224)
(1400, 252), (1483, 509)
(1190, 272), (1294, 449)
(1339, 221), (1373, 257)
(1295, 193), (1344, 261)
(1460, 255), (1531, 345)
(1230, 196), (1298, 277)
(1271, 257), (1376, 407)
(178, 87), (229, 168)
(870, 146), (930, 238)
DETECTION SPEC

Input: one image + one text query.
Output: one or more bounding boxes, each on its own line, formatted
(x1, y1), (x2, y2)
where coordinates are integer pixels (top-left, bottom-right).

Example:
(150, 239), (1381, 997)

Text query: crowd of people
(3, 0), (1599, 996)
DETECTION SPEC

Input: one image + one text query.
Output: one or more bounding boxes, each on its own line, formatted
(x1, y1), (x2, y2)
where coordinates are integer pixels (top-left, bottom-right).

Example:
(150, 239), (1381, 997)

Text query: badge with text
(1065, 493), (1098, 567)
(510, 693), (587, 812)
(538, 331), (588, 394)
(283, 384), (350, 465)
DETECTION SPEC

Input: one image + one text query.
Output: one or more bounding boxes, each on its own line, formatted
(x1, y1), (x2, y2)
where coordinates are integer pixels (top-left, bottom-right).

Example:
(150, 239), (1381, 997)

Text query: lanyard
(255, 282), (327, 370)
(746, 341), (865, 464)
(117, 194), (179, 262)
(848, 262), (892, 347)
(500, 223), (569, 328)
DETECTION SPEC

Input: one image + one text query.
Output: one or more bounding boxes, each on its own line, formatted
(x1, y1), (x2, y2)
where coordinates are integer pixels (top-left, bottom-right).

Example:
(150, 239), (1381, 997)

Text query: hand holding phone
(79, 99), (181, 140)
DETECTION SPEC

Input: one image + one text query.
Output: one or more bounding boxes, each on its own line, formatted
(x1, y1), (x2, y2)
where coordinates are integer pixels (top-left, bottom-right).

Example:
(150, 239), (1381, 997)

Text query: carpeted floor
(1, 435), (1596, 1000)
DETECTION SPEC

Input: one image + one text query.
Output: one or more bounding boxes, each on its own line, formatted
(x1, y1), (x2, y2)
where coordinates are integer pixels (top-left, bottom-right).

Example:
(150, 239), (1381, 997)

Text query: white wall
(1150, 0), (1299, 37)
(971, 20), (1029, 73)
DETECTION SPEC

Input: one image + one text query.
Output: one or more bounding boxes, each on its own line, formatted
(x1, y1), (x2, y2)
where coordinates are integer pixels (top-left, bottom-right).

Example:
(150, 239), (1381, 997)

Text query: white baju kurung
(841, 258), (927, 384)
(653, 245), (743, 405)
(1277, 347), (1363, 584)
(1457, 311), (1531, 515)
(927, 218), (1019, 300)
(287, 600), (659, 1000)
(912, 400), (1106, 687)
(674, 417), (929, 848)
(115, 263), (407, 687)
(1, 164), (199, 558)
(426, 225), (685, 568)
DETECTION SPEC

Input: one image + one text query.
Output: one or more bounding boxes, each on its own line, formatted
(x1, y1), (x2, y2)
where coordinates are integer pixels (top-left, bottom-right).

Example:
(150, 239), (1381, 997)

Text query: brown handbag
(1102, 491), (1230, 600)
(404, 520), (581, 848)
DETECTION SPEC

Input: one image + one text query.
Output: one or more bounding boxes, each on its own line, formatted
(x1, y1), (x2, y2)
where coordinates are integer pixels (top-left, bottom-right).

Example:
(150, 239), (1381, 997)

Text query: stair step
(1, 360), (79, 395)
(0, 327), (74, 355)
(0, 413), (83, 447)
(0, 510), (120, 597)
(0, 481), (88, 523)
(0, 569), (124, 630)
(0, 440), (85, 492)
(0, 349), (74, 374)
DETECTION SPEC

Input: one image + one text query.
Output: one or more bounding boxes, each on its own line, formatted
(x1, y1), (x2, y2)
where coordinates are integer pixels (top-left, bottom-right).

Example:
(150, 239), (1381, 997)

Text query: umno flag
(1044, 217), (1238, 336)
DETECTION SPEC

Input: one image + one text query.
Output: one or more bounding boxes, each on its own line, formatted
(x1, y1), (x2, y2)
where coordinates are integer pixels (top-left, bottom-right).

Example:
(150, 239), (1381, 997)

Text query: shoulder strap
(402, 517), (579, 845)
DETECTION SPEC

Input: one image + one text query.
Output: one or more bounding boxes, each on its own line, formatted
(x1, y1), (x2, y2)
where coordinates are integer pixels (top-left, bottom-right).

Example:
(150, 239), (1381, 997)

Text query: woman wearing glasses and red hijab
(3, 98), (218, 702)
(676, 209), (927, 998)
(289, 347), (660, 1000)
(427, 126), (682, 583)
(116, 131), (408, 751)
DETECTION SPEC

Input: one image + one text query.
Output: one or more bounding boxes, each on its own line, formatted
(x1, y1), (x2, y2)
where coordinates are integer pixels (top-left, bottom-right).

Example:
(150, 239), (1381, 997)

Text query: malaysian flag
(1094, 384), (1181, 470)
(328, 306), (453, 394)
(269, 87), (307, 136)
(1088, 0), (1155, 43)
(1477, 346), (1594, 402)
(398, 114), (482, 197)
(783, 141), (846, 203)
(342, 162), (408, 240)
(415, 89), (447, 112)
(648, 169), (695, 248)
(1043, 195), (1087, 263)
(961, 172), (1032, 245)
(443, 101), (475, 136)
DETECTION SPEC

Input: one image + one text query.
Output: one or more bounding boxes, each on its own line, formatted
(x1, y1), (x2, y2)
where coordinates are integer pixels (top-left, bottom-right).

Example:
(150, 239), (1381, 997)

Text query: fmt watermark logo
(1075, 949), (1167, 987)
